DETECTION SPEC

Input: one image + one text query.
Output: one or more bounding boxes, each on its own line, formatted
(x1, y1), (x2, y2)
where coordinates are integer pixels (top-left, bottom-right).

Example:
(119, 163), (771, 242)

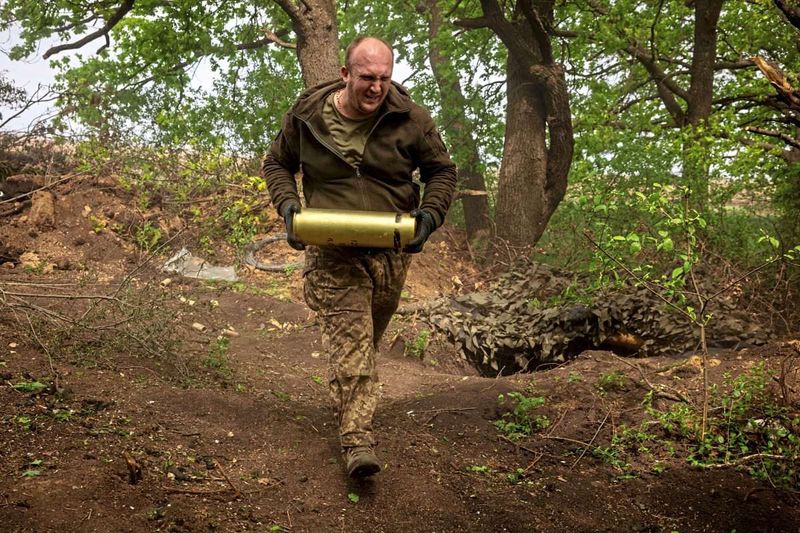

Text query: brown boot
(343, 446), (381, 478)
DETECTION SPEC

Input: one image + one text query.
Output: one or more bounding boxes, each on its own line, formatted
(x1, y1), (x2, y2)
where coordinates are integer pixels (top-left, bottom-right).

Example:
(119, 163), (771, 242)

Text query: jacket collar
(292, 78), (411, 122)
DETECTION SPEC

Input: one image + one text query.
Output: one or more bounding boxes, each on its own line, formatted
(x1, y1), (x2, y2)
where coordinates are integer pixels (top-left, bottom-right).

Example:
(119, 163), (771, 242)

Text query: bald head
(344, 37), (394, 71)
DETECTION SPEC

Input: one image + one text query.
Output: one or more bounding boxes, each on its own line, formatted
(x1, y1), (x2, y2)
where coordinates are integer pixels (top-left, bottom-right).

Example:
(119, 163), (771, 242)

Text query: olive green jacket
(261, 79), (457, 228)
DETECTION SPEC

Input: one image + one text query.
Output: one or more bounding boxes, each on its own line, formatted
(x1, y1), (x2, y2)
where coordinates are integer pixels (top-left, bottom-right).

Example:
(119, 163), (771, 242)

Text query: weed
(134, 222), (163, 253)
(593, 446), (630, 472)
(16, 415), (32, 431)
(146, 508), (166, 521)
(52, 409), (73, 422)
(88, 215), (106, 234)
(506, 468), (527, 484)
(594, 364), (800, 488)
(467, 464), (491, 473)
(311, 375), (324, 386)
(272, 390), (290, 401)
(21, 459), (42, 477)
(494, 392), (550, 440)
(22, 261), (47, 274)
(347, 492), (360, 504)
(204, 337), (232, 378)
(568, 372), (582, 383)
(596, 371), (626, 393)
(406, 329), (430, 360)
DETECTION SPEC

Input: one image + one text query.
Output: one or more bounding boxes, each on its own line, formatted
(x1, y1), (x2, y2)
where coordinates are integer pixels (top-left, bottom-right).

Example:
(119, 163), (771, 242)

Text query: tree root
(242, 234), (303, 272)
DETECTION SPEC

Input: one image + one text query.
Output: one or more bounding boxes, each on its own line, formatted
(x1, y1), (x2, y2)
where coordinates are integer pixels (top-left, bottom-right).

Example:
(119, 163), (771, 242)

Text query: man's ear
(340, 65), (349, 82)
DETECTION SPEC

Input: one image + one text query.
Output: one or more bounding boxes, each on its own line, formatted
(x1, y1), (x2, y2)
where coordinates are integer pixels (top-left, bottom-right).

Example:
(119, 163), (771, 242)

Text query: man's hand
(281, 201), (305, 251)
(404, 209), (435, 254)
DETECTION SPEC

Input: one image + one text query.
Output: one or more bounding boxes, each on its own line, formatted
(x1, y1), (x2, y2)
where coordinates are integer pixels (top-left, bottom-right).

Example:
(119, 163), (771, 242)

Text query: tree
(0, 0), (340, 151)
(457, 0), (574, 247)
(421, 0), (492, 248)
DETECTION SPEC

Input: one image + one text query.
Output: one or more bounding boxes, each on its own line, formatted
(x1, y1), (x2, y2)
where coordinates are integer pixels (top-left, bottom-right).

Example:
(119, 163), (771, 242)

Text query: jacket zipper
(296, 109), (396, 211)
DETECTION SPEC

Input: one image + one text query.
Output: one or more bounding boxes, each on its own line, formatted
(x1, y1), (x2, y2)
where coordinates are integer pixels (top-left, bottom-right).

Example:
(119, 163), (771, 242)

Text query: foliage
(594, 364), (800, 489)
(12, 380), (46, 393)
(494, 391), (550, 440)
(74, 138), (270, 253)
(1, 0), (302, 153)
(405, 329), (430, 360)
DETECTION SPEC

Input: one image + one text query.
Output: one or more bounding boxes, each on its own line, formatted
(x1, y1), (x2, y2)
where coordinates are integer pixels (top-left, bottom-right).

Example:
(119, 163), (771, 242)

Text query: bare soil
(1, 175), (799, 532)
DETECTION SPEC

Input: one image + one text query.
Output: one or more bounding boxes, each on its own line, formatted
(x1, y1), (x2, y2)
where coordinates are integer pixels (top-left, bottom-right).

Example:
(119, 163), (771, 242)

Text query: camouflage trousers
(303, 245), (411, 448)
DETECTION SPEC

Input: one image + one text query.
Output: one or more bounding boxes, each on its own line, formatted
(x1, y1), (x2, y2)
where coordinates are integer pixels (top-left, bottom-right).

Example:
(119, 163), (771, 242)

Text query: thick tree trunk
(495, 52), (571, 245)
(425, 0), (492, 249)
(280, 0), (340, 87)
(495, 54), (549, 245)
(457, 0), (573, 248)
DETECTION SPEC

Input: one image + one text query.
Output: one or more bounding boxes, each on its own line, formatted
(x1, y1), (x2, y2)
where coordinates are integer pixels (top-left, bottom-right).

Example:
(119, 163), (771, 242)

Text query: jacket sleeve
(413, 109), (458, 228)
(260, 111), (302, 216)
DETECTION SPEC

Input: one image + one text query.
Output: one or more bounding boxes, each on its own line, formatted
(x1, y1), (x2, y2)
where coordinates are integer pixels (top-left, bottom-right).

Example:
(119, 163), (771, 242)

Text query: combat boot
(343, 446), (381, 478)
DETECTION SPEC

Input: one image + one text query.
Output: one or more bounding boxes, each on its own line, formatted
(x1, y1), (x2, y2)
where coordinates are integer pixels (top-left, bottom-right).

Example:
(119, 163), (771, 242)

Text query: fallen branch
(214, 459), (242, 499)
(698, 453), (792, 469)
(570, 409), (610, 469)
(608, 353), (691, 403)
(498, 434), (540, 455)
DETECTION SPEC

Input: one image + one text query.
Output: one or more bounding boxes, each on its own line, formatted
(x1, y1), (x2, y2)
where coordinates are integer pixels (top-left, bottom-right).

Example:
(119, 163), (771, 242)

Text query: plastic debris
(163, 247), (238, 282)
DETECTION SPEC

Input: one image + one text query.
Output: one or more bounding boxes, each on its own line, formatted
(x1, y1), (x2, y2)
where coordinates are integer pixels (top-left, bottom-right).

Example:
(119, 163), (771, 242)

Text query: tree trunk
(488, 0), (573, 247)
(425, 0), (492, 249)
(280, 0), (340, 87)
(495, 54), (571, 245)
(684, 0), (723, 208)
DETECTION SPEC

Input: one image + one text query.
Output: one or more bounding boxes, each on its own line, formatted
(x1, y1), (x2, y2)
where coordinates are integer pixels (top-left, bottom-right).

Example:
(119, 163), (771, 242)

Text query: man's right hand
(281, 202), (305, 250)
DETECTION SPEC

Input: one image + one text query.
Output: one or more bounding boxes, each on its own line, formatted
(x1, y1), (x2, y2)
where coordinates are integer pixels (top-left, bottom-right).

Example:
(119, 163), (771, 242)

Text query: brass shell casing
(292, 208), (416, 249)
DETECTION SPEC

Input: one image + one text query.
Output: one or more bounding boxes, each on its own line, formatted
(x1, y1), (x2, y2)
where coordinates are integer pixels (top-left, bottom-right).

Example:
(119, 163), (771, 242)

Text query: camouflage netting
(422, 262), (774, 376)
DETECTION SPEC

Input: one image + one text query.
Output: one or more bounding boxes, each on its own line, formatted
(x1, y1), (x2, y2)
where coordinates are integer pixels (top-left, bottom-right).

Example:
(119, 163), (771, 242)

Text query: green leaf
(13, 381), (46, 393)
(347, 492), (360, 504)
(22, 469), (41, 478)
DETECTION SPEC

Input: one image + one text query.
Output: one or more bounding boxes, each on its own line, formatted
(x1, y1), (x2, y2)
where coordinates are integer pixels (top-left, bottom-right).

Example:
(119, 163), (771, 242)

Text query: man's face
(341, 40), (393, 119)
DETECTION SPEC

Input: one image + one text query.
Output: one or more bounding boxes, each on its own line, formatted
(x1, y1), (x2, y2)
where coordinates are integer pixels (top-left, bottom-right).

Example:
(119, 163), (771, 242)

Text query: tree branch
(53, 14), (100, 33)
(519, 0), (553, 64)
(774, 0), (800, 30)
(746, 127), (800, 150)
(626, 45), (688, 125)
(43, 0), (135, 59)
(259, 29), (297, 49)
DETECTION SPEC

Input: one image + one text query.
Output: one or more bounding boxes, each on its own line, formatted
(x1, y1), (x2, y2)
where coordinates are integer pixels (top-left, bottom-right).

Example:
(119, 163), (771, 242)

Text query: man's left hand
(404, 209), (435, 254)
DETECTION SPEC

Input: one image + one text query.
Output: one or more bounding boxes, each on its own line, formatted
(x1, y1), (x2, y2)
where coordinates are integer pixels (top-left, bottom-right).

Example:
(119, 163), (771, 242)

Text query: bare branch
(43, 0), (135, 59)
(774, 0), (800, 30)
(454, 16), (493, 30)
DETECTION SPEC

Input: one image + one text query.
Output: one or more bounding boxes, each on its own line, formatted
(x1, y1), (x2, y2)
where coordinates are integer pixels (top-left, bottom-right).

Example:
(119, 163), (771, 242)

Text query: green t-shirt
(323, 92), (377, 168)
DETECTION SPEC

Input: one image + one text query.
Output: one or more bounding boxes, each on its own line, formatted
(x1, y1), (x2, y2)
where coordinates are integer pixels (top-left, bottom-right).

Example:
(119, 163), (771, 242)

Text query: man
(261, 36), (457, 478)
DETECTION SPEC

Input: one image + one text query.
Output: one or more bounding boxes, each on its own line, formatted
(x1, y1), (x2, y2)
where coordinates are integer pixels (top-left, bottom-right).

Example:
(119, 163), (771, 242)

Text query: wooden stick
(214, 459), (242, 498)
(570, 410), (610, 470)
